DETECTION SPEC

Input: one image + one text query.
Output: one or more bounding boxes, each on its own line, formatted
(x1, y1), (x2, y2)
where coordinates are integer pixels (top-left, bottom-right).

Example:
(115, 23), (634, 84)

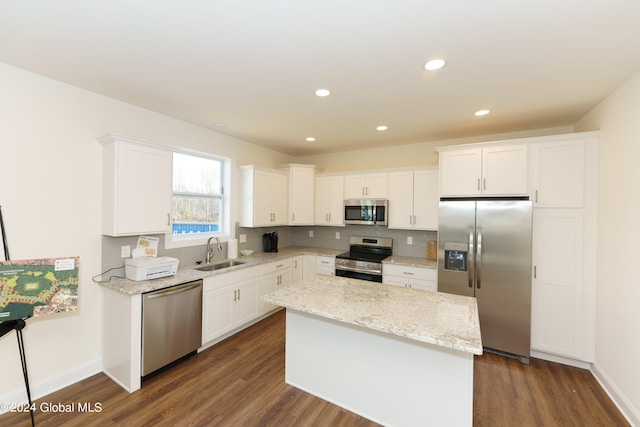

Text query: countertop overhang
(262, 275), (483, 355)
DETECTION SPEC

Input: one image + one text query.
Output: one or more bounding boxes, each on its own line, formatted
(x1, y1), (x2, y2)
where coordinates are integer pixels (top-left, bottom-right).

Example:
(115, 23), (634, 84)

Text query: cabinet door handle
(233, 290), (237, 301)
(167, 213), (171, 226)
(533, 266), (537, 279)
(477, 178), (481, 191)
(402, 271), (414, 276)
(237, 289), (241, 300)
(535, 190), (539, 203)
(483, 178), (486, 191)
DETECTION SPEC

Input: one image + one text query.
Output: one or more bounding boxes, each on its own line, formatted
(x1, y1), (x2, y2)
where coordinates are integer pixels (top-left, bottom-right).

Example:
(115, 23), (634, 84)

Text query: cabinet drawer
(262, 258), (293, 275)
(383, 264), (436, 281)
(203, 266), (261, 290)
(316, 256), (335, 268)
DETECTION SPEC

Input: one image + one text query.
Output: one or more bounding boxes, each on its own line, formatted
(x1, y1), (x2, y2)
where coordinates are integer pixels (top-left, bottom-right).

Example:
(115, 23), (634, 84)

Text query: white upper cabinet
(280, 164), (315, 225)
(99, 134), (172, 236)
(438, 144), (528, 197)
(530, 139), (585, 208)
(438, 148), (482, 196)
(315, 175), (344, 226)
(240, 165), (287, 227)
(388, 168), (438, 230)
(344, 172), (388, 199)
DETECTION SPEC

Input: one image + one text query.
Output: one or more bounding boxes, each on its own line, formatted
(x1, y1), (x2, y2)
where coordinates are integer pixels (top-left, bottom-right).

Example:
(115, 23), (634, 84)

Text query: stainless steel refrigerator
(438, 198), (532, 361)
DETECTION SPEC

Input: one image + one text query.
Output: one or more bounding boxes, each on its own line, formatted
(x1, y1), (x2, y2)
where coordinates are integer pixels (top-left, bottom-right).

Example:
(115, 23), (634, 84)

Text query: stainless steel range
(335, 236), (393, 282)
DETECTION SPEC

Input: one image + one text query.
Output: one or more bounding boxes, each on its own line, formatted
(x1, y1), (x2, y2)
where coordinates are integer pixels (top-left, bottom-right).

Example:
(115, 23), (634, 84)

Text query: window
(171, 152), (225, 239)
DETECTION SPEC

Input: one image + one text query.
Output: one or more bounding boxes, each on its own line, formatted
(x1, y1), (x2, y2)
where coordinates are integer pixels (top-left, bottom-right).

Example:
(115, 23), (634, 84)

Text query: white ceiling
(2, 1), (640, 156)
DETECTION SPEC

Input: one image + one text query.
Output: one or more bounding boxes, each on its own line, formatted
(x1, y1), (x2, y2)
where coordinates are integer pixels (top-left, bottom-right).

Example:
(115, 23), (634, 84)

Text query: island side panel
(285, 309), (473, 427)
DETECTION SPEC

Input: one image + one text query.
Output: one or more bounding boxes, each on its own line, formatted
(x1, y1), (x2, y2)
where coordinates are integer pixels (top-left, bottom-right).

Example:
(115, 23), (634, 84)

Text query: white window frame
(165, 151), (232, 249)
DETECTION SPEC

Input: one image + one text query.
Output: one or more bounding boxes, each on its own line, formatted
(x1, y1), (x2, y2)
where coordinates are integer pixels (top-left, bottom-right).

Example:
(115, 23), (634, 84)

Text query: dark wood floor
(0, 310), (629, 426)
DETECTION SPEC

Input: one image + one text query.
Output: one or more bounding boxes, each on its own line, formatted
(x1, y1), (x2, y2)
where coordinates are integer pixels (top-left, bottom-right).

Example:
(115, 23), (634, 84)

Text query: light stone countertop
(96, 246), (345, 296)
(262, 275), (482, 355)
(95, 246), (436, 296)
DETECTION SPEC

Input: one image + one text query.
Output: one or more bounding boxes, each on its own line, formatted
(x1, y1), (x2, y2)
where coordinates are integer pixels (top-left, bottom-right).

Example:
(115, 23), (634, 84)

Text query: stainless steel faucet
(206, 236), (223, 263)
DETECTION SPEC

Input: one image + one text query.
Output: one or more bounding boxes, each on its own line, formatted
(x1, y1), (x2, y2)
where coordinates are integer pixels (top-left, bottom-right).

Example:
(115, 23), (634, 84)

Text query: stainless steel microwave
(344, 199), (388, 226)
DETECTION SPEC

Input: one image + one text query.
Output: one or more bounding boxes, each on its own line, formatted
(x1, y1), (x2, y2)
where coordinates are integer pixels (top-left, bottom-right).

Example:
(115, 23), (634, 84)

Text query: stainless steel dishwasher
(141, 280), (203, 377)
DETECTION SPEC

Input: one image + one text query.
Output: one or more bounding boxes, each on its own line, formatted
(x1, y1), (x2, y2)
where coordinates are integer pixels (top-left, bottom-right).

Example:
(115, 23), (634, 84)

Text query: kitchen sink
(196, 260), (246, 271)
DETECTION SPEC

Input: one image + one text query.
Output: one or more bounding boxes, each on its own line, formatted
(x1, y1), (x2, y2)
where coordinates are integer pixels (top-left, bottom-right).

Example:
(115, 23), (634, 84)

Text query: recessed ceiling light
(376, 125), (388, 131)
(475, 109), (491, 116)
(424, 58), (446, 71)
(306, 137), (316, 142)
(315, 89), (331, 97)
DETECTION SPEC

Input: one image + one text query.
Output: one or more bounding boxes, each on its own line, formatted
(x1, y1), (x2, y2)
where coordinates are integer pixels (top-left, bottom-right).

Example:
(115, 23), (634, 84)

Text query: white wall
(296, 126), (573, 173)
(575, 69), (640, 424)
(0, 63), (293, 401)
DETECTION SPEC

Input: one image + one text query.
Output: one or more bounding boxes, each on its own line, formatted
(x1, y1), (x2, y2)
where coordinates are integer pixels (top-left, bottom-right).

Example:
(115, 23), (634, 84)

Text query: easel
(0, 206), (36, 426)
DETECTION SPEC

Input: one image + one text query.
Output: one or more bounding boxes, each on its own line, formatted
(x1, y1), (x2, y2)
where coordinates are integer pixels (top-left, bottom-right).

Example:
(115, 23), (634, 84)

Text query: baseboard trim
(530, 350), (592, 369)
(591, 362), (639, 427)
(199, 309), (281, 352)
(0, 358), (102, 415)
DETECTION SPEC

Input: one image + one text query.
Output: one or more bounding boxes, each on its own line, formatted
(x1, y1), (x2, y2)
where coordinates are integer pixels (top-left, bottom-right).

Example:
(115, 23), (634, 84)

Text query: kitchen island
(262, 275), (482, 427)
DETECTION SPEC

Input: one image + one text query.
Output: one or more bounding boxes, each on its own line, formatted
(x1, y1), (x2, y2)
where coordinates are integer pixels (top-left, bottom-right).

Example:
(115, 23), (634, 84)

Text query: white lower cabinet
(302, 255), (316, 280)
(202, 269), (260, 345)
(292, 256), (303, 284)
(383, 264), (437, 291)
(315, 256), (335, 276)
(259, 259), (293, 313)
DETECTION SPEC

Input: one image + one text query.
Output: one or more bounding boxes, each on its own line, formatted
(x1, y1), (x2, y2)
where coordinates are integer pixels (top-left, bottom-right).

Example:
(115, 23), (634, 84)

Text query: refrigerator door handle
(477, 227), (483, 289)
(468, 228), (475, 288)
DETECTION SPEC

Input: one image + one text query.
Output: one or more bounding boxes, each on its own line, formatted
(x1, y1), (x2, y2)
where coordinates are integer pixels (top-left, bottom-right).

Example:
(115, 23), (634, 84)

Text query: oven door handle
(335, 264), (382, 275)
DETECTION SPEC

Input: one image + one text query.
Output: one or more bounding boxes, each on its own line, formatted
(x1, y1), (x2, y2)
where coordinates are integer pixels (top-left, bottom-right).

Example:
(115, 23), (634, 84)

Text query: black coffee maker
(262, 232), (279, 252)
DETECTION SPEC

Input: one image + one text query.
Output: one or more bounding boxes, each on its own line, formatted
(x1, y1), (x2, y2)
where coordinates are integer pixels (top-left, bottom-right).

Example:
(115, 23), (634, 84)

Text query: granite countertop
(262, 275), (482, 355)
(96, 246), (437, 296)
(96, 246), (345, 296)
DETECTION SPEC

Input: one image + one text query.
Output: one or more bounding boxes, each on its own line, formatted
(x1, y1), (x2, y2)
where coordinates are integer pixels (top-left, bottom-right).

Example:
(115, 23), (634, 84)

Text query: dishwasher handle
(145, 281), (202, 300)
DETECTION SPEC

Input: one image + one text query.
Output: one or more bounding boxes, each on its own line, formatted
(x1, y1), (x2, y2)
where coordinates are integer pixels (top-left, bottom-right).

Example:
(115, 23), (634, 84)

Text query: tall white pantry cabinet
(529, 134), (597, 365)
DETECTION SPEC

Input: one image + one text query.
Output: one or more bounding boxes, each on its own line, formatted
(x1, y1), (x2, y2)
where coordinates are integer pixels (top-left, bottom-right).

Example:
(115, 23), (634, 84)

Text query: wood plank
(0, 310), (629, 426)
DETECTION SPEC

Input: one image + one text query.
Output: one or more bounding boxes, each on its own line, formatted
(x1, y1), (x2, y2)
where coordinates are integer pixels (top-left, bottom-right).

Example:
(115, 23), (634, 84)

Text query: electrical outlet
(335, 231), (341, 239)
(309, 230), (314, 238)
(239, 234), (247, 243)
(121, 245), (131, 258)
(407, 236), (413, 245)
